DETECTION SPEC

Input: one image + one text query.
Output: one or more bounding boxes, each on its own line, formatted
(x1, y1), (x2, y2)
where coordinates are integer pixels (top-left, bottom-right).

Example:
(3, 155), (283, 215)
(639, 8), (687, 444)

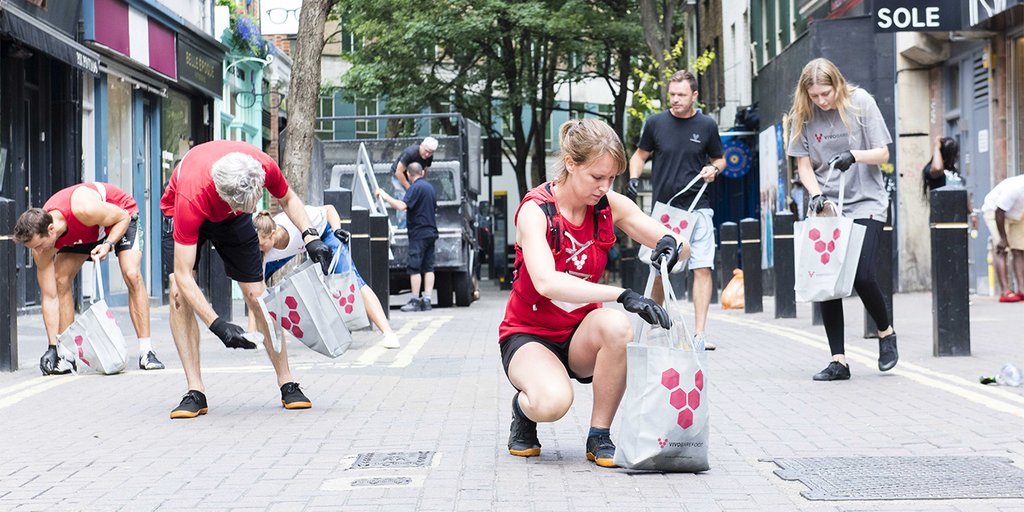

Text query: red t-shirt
(160, 141), (289, 245)
(43, 183), (138, 250)
(497, 182), (616, 342)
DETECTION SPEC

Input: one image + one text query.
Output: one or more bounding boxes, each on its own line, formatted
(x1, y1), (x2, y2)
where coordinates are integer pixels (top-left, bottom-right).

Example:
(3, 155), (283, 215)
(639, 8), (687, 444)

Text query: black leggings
(820, 218), (891, 356)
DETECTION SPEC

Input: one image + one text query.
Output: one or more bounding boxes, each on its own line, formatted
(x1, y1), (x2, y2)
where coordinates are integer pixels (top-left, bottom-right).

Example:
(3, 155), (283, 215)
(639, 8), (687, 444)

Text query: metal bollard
(773, 211), (796, 318)
(369, 213), (390, 321)
(864, 223), (894, 338)
(0, 198), (18, 372)
(719, 222), (739, 288)
(350, 207), (372, 302)
(740, 218), (763, 313)
(930, 188), (970, 356)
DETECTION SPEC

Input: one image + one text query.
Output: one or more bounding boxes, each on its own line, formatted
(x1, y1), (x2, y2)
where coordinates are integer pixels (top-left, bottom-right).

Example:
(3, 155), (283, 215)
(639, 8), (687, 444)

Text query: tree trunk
(281, 0), (331, 201)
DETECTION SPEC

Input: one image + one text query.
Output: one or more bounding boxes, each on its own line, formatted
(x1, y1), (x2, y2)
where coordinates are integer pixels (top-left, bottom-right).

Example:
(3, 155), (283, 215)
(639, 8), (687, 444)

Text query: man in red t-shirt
(14, 183), (166, 375)
(159, 140), (333, 419)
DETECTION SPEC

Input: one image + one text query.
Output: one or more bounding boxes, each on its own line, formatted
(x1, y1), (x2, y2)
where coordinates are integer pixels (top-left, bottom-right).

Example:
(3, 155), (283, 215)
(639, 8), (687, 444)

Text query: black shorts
(407, 236), (437, 274)
(499, 331), (593, 387)
(59, 215), (141, 255)
(161, 214), (263, 283)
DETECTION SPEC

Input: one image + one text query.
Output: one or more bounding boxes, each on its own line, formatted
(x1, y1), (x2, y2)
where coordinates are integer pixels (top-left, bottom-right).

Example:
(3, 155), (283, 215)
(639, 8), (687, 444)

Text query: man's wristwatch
(105, 240), (116, 250)
(300, 228), (319, 240)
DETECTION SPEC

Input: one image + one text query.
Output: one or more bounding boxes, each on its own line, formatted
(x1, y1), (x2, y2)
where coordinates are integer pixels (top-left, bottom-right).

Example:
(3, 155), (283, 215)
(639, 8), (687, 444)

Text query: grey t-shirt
(787, 88), (892, 220)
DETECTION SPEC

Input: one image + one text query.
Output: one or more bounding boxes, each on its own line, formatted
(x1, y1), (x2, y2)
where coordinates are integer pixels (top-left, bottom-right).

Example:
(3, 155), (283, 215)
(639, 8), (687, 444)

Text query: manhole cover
(351, 477), (413, 487)
(351, 451), (435, 469)
(768, 456), (1024, 500)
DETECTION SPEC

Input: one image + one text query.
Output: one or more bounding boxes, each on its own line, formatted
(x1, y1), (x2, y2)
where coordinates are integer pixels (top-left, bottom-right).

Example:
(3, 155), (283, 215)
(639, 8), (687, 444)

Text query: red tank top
(43, 183), (138, 249)
(498, 182), (616, 342)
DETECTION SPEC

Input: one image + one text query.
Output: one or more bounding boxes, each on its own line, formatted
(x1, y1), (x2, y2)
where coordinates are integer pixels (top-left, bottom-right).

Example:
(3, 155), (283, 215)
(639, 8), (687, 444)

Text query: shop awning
(0, 4), (100, 75)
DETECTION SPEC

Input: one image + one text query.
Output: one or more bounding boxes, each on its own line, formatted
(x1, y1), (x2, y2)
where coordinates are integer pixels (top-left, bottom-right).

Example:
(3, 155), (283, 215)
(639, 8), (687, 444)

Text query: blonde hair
(212, 152), (266, 212)
(252, 210), (276, 240)
(787, 58), (863, 150)
(552, 119), (627, 185)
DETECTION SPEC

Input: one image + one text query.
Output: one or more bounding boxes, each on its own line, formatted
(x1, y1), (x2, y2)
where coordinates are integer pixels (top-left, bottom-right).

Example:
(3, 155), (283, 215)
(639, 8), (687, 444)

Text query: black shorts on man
(407, 236), (437, 274)
(59, 215), (142, 255)
(161, 214), (264, 283)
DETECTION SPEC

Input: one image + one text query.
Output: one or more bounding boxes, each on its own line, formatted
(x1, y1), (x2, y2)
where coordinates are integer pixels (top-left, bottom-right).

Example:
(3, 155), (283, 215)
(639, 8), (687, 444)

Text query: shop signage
(872, 0), (964, 32)
(177, 38), (222, 99)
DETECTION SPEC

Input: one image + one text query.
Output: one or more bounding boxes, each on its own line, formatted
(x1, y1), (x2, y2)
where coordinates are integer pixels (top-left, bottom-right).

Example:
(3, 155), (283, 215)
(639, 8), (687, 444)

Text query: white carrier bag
(613, 261), (710, 472)
(57, 258), (128, 375)
(794, 162), (866, 302)
(323, 240), (370, 331)
(638, 175), (708, 272)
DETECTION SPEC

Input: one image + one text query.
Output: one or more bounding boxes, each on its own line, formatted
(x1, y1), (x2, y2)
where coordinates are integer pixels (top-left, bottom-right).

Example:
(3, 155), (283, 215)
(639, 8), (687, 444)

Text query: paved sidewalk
(0, 285), (1023, 511)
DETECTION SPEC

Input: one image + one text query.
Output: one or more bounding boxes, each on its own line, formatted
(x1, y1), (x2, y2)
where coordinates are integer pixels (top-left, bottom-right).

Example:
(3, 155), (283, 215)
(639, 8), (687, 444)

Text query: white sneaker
(693, 333), (717, 351)
(381, 332), (401, 349)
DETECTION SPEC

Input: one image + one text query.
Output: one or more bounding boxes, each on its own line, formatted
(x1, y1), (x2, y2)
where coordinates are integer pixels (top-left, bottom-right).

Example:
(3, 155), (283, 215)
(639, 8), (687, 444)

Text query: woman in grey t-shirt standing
(786, 58), (898, 381)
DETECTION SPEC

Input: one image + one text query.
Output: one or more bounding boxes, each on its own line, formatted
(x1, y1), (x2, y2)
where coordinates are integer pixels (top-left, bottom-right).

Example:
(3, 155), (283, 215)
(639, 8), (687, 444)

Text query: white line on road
(354, 317), (428, 367)
(389, 316), (452, 368)
(0, 375), (79, 410)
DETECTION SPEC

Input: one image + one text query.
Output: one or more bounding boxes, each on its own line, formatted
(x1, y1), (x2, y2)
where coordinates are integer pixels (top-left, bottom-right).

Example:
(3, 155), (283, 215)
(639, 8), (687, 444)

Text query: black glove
(625, 178), (639, 201)
(305, 238), (333, 275)
(828, 151), (856, 172)
(209, 317), (257, 350)
(617, 289), (671, 329)
(39, 345), (72, 375)
(333, 228), (351, 244)
(809, 194), (827, 214)
(650, 234), (680, 271)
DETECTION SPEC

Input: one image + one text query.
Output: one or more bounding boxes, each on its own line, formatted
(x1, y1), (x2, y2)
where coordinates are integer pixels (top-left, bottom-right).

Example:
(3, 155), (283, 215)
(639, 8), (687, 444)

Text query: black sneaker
(812, 361), (851, 381)
(139, 351), (165, 370)
(281, 382), (312, 409)
(170, 390), (208, 419)
(878, 333), (899, 371)
(400, 297), (422, 312)
(420, 297), (432, 311)
(508, 395), (541, 457)
(586, 433), (618, 468)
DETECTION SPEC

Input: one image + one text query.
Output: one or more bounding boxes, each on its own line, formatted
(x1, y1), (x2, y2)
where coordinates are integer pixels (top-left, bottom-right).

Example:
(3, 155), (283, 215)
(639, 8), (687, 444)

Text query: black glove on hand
(650, 234), (680, 271)
(617, 289), (671, 329)
(210, 317), (257, 350)
(333, 228), (351, 244)
(809, 194), (827, 214)
(828, 151), (856, 172)
(305, 238), (333, 274)
(625, 178), (639, 201)
(39, 345), (71, 375)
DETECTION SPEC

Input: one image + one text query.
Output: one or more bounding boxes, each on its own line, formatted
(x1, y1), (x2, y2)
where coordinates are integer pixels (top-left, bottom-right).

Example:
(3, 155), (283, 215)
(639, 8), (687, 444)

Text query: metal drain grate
(768, 456), (1024, 501)
(351, 477), (413, 487)
(351, 451), (435, 469)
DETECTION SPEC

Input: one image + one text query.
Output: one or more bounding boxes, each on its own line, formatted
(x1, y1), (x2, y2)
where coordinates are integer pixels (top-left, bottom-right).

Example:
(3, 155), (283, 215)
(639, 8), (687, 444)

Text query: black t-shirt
(638, 111), (723, 210)
(403, 178), (438, 241)
(390, 144), (434, 178)
(922, 159), (963, 193)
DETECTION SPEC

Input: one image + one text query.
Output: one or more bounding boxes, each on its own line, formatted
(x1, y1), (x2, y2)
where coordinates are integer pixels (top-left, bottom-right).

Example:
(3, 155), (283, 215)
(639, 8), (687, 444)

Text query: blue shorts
(264, 227), (366, 287)
(687, 209), (716, 270)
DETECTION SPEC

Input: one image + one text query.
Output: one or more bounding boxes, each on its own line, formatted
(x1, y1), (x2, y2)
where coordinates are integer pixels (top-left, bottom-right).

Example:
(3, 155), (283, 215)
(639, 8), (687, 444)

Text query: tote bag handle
(664, 175), (709, 213)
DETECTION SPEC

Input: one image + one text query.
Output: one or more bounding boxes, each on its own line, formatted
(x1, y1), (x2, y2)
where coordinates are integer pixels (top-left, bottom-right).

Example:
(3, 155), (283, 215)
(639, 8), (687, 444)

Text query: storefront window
(106, 78), (133, 295)
(161, 89), (194, 187)
(1014, 36), (1024, 177)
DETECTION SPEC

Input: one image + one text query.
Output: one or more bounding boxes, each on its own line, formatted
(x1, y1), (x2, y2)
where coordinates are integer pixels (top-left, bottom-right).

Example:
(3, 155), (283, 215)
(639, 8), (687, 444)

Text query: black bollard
(930, 188), (970, 356)
(369, 213), (390, 321)
(350, 207), (372, 302)
(710, 248), (720, 304)
(811, 302), (823, 325)
(324, 188), (353, 233)
(740, 218), (763, 313)
(773, 211), (796, 318)
(719, 222), (739, 287)
(0, 198), (17, 372)
(864, 223), (895, 337)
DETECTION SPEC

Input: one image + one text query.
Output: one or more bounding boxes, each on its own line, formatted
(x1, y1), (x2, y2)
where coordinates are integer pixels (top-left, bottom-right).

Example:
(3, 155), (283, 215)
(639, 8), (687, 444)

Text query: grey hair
(212, 152), (266, 212)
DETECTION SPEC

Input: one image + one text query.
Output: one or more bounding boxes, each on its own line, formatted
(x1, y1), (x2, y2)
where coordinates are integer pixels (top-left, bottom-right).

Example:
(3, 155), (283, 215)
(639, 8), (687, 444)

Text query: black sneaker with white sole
(139, 351), (165, 370)
(170, 390), (208, 419)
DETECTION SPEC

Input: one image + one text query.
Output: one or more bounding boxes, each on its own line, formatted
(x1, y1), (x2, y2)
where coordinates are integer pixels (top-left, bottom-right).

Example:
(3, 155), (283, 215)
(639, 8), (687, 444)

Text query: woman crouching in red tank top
(498, 119), (691, 468)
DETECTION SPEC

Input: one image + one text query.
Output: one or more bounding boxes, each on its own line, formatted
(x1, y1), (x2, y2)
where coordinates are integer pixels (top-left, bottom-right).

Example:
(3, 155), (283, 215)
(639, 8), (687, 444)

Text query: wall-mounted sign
(872, 0), (965, 32)
(177, 38), (222, 99)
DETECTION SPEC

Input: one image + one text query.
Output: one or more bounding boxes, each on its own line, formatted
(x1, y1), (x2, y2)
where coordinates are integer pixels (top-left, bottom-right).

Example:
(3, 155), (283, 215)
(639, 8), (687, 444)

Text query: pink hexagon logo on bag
(74, 335), (91, 366)
(277, 295), (305, 339)
(660, 367), (704, 434)
(331, 284), (358, 315)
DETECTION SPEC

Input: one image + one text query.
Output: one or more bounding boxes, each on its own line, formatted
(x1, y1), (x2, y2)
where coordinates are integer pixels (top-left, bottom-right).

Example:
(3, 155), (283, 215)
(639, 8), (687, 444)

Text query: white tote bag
(262, 259), (353, 358)
(323, 240), (370, 331)
(638, 175), (708, 272)
(614, 262), (710, 472)
(56, 259), (128, 375)
(794, 163), (867, 302)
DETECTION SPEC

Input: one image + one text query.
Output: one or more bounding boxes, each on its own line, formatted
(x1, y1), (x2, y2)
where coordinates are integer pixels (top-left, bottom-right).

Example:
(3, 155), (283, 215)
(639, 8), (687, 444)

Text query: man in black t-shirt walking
(377, 162), (439, 312)
(627, 70), (725, 350)
(392, 137), (438, 190)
